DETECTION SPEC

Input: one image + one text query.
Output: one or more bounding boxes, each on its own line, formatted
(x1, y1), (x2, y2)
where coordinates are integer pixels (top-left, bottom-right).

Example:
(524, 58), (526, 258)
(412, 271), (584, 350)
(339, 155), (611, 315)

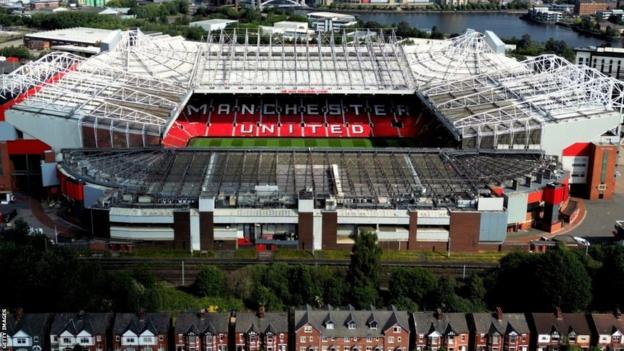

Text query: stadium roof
(59, 148), (559, 209)
(419, 54), (624, 142)
(0, 51), (191, 138)
(404, 29), (522, 88)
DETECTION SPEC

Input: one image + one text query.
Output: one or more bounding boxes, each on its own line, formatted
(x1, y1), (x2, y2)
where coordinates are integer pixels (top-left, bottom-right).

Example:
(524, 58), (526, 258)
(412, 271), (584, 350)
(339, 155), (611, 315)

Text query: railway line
(79, 257), (498, 286)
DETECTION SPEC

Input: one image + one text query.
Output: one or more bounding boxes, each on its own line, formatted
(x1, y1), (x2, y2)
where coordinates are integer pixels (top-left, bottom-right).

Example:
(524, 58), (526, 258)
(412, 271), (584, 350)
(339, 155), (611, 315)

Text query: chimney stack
(257, 304), (266, 319)
(495, 307), (503, 321)
(615, 308), (622, 320)
(200, 309), (207, 320)
(435, 308), (443, 320)
(138, 308), (145, 321)
(555, 307), (562, 320)
(15, 307), (24, 322)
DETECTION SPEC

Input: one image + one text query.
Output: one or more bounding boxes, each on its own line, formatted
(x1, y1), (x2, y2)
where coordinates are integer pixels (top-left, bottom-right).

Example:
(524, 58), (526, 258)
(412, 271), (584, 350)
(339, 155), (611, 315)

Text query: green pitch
(188, 138), (418, 148)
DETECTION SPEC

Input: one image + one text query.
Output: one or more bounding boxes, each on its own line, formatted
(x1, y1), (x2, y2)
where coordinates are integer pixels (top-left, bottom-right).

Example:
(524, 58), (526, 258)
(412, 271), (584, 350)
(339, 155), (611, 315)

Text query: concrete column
(408, 210), (418, 250)
(298, 199), (314, 250)
(199, 196), (215, 250)
(321, 210), (337, 250)
(173, 210), (191, 251)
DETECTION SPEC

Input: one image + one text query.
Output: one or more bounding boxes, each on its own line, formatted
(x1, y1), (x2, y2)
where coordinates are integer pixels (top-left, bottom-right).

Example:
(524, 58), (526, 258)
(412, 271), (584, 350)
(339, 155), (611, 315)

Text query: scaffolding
(60, 148), (556, 209)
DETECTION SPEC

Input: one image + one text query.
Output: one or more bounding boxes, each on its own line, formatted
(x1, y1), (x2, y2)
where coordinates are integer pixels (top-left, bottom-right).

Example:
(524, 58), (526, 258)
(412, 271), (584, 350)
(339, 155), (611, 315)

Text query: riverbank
(312, 7), (526, 14)
(354, 11), (615, 47)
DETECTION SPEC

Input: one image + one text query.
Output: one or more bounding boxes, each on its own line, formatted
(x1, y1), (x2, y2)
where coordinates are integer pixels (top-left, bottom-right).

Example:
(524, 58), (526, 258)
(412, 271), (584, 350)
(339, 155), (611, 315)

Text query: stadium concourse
(0, 28), (621, 253)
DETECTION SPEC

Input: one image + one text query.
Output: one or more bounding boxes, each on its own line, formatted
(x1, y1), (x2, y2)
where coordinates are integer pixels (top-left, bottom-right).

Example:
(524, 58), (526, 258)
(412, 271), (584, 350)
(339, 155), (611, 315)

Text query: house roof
(51, 313), (113, 335)
(175, 312), (230, 335)
(235, 312), (288, 334)
(531, 313), (591, 335)
(413, 311), (469, 335)
(6, 313), (51, 338)
(590, 313), (624, 335)
(471, 312), (530, 335)
(113, 313), (170, 335)
(294, 306), (410, 338)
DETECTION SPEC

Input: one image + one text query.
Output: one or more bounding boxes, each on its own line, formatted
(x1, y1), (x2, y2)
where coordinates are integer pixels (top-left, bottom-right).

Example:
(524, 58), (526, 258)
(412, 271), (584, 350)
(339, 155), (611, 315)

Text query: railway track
(80, 257), (497, 286)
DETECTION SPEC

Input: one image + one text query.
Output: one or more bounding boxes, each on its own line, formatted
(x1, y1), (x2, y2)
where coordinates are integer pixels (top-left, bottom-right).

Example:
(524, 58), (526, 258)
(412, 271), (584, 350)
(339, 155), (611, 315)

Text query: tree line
(1, 230), (623, 313)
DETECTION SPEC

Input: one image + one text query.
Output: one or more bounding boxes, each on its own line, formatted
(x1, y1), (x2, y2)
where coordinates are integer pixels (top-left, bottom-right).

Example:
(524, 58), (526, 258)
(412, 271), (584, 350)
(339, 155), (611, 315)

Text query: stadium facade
(0, 28), (621, 252)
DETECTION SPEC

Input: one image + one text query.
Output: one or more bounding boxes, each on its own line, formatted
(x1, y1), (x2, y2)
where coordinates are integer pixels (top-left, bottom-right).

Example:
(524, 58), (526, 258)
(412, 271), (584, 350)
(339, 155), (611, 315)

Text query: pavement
(566, 146), (624, 242)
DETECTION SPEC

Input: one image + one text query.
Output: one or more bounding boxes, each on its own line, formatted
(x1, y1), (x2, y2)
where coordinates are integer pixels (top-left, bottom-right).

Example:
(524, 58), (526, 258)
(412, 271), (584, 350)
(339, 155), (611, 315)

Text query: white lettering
(374, 105), (386, 116)
(284, 104), (298, 115)
(217, 104), (230, 115)
(351, 125), (364, 134)
(260, 124), (275, 134)
(288, 124), (294, 134)
(241, 104), (255, 115)
(309, 124), (321, 133)
(307, 104), (319, 115)
(328, 104), (341, 115)
(396, 104), (408, 116)
(263, 104), (276, 115)
(186, 104), (207, 115)
(349, 104), (363, 115)
(329, 124), (342, 134)
(240, 124), (253, 134)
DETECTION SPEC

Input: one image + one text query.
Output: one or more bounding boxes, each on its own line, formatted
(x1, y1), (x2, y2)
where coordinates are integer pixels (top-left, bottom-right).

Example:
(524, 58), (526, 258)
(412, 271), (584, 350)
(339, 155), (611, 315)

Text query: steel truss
(198, 28), (416, 94)
(406, 30), (521, 88)
(421, 54), (624, 144)
(60, 148), (557, 209)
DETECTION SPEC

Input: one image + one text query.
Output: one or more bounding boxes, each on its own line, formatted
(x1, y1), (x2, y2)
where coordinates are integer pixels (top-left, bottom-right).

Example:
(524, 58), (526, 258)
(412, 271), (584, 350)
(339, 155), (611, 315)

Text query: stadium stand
(163, 95), (419, 147)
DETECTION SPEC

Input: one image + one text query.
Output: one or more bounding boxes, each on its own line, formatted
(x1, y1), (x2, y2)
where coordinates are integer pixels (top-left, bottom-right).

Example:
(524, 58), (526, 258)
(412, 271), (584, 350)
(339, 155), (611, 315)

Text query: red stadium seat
(163, 95), (421, 146)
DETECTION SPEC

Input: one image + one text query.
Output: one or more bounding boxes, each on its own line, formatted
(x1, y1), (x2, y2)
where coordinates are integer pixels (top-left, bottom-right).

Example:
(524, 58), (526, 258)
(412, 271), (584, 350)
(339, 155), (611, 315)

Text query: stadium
(0, 28), (621, 252)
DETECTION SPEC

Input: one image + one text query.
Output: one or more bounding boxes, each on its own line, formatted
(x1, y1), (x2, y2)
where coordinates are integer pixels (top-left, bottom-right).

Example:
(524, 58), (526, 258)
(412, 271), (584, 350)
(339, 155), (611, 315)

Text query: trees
(192, 265), (227, 297)
(592, 245), (624, 310)
(488, 247), (591, 312)
(388, 267), (437, 310)
(347, 231), (382, 308)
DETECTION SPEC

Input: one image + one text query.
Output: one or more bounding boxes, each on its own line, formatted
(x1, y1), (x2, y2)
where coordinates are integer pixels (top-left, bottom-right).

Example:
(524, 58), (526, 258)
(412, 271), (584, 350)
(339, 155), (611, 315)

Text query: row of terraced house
(3, 306), (624, 351)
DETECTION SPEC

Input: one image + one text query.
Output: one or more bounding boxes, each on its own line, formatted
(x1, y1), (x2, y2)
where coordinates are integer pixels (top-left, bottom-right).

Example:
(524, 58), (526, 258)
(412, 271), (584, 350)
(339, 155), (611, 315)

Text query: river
(352, 12), (620, 47)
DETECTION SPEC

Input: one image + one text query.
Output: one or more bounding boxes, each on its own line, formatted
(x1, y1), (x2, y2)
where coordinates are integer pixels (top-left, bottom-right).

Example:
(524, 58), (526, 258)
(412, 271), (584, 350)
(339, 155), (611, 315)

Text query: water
(353, 12), (620, 47)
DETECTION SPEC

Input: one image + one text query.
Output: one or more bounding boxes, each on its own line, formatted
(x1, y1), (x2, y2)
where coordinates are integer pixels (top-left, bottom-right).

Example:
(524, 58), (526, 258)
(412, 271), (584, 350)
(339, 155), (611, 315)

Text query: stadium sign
(185, 102), (411, 116)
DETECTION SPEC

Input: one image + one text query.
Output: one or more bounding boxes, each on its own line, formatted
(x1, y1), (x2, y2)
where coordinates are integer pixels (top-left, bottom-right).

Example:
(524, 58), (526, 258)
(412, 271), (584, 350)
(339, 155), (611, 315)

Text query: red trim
(527, 190), (543, 204)
(562, 142), (592, 157)
(7, 139), (50, 155)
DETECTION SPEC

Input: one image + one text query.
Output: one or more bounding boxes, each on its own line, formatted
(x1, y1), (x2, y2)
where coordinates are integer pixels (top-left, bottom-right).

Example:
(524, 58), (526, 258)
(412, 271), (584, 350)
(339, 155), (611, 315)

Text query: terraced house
(49, 312), (113, 351)
(235, 307), (288, 351)
(4, 310), (51, 351)
(470, 309), (530, 351)
(174, 311), (231, 351)
(589, 311), (624, 351)
(412, 311), (470, 351)
(294, 306), (410, 351)
(531, 310), (591, 351)
(112, 311), (170, 351)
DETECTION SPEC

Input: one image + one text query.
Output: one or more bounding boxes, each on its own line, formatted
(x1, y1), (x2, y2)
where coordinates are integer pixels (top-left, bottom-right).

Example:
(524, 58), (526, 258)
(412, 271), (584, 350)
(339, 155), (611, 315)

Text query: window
(369, 322), (378, 330)
(393, 327), (401, 333)
(116, 336), (121, 342)
(80, 337), (90, 344)
(144, 337), (154, 343)
(344, 337), (350, 343)
(398, 337), (402, 343)
(326, 322), (334, 330)
(63, 338), (72, 344)
(388, 337), (394, 344)
(310, 337), (314, 342)
(16, 338), (27, 344)
(301, 337), (306, 343)
(367, 337), (373, 343)
(348, 322), (356, 330)
(128, 338), (136, 343)
(305, 326), (313, 333)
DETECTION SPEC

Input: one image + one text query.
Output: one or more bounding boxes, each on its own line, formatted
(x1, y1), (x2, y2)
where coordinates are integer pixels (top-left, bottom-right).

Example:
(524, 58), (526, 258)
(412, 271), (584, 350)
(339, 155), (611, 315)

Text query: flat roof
(190, 18), (238, 25)
(60, 148), (556, 209)
(307, 11), (356, 20)
(25, 27), (114, 45)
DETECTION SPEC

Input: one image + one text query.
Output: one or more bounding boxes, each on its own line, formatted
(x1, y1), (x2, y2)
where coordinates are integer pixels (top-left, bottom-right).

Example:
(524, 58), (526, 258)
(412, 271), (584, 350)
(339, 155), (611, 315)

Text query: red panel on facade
(7, 139), (50, 155)
(562, 142), (592, 157)
(543, 185), (567, 205)
(527, 190), (543, 204)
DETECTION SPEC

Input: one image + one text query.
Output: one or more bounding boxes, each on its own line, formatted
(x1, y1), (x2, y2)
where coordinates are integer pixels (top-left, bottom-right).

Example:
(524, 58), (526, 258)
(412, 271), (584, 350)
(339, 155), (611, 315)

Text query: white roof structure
(405, 29), (522, 88)
(2, 28), (623, 155)
(25, 27), (116, 45)
(419, 54), (624, 151)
